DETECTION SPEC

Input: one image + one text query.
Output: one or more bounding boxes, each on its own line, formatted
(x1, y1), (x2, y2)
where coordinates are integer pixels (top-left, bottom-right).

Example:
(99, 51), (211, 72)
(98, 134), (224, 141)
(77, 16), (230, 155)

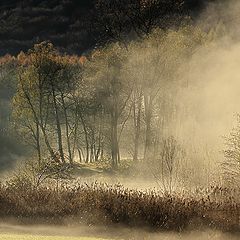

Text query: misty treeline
(0, 24), (217, 172)
(1, 0), (237, 190)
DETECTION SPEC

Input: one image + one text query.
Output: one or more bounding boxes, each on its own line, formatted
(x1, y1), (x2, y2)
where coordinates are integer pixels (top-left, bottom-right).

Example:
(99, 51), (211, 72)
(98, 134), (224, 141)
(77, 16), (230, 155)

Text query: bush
(6, 158), (74, 190)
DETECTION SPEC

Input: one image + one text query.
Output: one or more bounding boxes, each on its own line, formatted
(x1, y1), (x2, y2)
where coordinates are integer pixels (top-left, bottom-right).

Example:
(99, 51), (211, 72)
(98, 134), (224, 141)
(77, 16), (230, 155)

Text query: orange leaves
(79, 55), (87, 65)
(0, 54), (16, 66)
(17, 51), (29, 66)
(0, 42), (88, 69)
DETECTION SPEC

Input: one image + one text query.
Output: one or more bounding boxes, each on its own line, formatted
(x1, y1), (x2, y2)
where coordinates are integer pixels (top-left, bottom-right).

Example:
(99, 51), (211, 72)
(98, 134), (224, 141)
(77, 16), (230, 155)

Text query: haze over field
(0, 224), (240, 240)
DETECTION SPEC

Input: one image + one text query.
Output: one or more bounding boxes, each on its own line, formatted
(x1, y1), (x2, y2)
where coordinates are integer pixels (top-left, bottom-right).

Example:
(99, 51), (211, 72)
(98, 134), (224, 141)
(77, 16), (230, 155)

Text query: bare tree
(222, 115), (240, 185)
(152, 136), (183, 194)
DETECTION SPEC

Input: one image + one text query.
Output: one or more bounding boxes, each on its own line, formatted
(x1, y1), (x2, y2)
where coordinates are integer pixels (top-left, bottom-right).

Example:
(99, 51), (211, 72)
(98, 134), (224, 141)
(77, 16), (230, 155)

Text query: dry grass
(0, 180), (239, 232)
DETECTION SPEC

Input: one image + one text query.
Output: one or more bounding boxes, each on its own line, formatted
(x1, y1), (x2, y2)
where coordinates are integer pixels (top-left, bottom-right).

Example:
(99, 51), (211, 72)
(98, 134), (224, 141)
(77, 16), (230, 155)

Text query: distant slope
(0, 0), (218, 56)
(0, 0), (95, 55)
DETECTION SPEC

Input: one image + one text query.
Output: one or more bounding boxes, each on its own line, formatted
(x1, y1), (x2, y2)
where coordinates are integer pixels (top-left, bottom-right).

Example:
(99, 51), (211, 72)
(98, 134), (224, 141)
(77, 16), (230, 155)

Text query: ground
(0, 234), (105, 240)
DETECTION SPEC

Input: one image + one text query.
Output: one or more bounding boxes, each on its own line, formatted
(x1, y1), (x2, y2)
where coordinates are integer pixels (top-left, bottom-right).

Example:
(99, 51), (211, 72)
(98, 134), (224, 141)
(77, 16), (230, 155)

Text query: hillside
(0, 0), (216, 56)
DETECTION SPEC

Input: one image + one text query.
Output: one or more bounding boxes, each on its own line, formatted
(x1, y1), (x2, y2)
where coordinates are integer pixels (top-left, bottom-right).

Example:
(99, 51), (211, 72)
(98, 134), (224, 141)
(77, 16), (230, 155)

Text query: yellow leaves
(16, 42), (85, 71)
(13, 41), (83, 126)
(17, 51), (28, 65)
(12, 91), (34, 121)
(1, 42), (85, 71)
(91, 50), (101, 60)
(31, 41), (55, 55)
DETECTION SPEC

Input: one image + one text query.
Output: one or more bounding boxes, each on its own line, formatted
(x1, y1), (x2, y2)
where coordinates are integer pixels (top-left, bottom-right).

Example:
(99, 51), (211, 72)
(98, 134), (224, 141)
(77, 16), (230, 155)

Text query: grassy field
(1, 180), (240, 232)
(0, 234), (106, 240)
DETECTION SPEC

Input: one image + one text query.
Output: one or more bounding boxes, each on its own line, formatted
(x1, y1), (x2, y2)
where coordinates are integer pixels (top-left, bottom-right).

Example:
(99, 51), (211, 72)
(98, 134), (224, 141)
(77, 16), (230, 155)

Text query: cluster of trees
(0, 24), (213, 171)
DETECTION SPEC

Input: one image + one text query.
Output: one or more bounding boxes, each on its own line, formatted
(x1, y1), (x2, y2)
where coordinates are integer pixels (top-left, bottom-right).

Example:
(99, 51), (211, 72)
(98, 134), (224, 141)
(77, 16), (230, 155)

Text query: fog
(0, 100), (25, 171)
(124, 0), (240, 186)
(171, 0), (240, 184)
(0, 223), (239, 240)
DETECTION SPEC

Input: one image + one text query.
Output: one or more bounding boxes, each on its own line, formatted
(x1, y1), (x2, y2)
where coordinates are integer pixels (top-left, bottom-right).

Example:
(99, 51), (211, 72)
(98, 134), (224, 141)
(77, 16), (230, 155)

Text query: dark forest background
(0, 0), (217, 56)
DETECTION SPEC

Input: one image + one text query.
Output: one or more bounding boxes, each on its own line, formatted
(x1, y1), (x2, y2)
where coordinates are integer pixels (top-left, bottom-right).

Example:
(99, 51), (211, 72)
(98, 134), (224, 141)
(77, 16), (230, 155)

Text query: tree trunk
(61, 93), (73, 164)
(144, 94), (153, 160)
(36, 122), (42, 166)
(51, 85), (65, 163)
(133, 91), (142, 161)
(40, 124), (55, 159)
(78, 148), (83, 163)
(95, 124), (102, 161)
(111, 113), (119, 168)
(78, 111), (89, 163)
(19, 77), (55, 160)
